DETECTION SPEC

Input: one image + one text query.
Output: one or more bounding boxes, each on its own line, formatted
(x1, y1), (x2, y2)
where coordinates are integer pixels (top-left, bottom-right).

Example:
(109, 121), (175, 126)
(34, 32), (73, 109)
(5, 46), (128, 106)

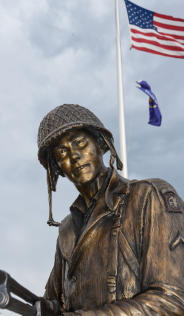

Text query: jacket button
(72, 275), (77, 282)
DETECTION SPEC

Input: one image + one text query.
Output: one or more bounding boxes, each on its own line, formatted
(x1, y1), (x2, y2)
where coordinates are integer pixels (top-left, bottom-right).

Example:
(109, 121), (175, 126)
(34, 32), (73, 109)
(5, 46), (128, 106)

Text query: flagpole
(115, 0), (128, 178)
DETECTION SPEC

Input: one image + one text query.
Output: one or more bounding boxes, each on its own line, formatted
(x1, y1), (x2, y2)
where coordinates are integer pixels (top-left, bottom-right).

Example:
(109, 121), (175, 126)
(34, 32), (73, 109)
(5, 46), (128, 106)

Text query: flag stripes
(154, 12), (184, 23)
(132, 43), (184, 58)
(131, 29), (184, 47)
(131, 27), (184, 46)
(125, 0), (184, 58)
(132, 38), (184, 51)
(154, 21), (184, 32)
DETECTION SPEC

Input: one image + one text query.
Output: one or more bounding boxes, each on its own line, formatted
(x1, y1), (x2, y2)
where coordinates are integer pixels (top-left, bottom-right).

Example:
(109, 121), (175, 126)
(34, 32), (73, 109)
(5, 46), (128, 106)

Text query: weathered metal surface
(41, 105), (184, 315)
(0, 271), (58, 315)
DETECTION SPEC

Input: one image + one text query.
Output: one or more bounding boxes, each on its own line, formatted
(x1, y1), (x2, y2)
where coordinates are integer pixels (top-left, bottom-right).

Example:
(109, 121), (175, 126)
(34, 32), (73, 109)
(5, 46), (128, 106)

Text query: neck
(76, 166), (108, 208)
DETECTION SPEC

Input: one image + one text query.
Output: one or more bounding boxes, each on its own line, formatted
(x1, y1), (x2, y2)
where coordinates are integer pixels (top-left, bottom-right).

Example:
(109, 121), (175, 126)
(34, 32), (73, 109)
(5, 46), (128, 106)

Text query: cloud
(1, 1), (184, 314)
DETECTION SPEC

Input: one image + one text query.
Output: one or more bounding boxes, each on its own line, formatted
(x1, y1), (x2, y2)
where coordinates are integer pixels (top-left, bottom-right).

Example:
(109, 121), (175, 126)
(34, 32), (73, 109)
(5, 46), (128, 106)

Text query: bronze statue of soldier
(36, 104), (184, 315)
(0, 103), (184, 315)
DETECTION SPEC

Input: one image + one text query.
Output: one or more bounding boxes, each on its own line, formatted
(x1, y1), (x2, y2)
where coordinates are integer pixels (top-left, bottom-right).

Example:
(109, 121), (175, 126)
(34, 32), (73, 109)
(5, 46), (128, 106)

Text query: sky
(1, 0), (184, 315)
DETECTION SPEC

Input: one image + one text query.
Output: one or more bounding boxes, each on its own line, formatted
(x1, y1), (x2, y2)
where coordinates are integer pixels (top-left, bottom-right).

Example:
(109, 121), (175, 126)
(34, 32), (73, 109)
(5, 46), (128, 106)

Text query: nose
(70, 149), (80, 163)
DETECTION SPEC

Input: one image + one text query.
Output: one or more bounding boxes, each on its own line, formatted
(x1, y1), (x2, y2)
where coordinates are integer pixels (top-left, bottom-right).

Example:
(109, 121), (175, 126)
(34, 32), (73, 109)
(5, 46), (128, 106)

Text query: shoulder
(59, 214), (74, 237)
(58, 214), (76, 261)
(59, 214), (73, 230)
(142, 178), (177, 193)
(130, 177), (178, 195)
(149, 178), (184, 213)
(130, 177), (183, 214)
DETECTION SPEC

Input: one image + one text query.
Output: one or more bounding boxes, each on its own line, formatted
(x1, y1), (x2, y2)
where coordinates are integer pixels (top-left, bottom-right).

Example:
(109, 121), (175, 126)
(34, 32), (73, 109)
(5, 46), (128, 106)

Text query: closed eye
(74, 138), (87, 148)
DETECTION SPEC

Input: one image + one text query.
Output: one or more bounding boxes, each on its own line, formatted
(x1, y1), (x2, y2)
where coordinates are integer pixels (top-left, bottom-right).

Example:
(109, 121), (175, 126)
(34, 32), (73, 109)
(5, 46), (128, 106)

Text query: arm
(44, 238), (65, 313)
(0, 270), (59, 316)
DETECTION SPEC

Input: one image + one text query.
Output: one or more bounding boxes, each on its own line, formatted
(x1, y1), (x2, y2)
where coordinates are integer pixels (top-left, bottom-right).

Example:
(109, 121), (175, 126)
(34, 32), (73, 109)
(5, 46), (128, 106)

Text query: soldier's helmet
(38, 104), (114, 168)
(37, 104), (122, 227)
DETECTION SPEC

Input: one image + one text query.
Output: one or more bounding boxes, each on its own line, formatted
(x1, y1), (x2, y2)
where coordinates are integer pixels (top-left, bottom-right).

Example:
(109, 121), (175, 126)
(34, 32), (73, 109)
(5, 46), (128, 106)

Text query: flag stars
(126, 1), (156, 30)
(125, 0), (184, 58)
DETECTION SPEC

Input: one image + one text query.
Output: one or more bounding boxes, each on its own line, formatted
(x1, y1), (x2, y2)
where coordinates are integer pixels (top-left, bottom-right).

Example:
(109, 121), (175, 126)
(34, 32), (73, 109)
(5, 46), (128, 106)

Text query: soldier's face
(53, 129), (104, 186)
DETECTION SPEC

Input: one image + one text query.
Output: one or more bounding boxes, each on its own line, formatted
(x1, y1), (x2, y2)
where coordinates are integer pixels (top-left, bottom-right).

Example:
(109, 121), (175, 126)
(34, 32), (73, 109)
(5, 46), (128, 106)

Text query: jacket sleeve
(44, 237), (64, 307)
(65, 181), (184, 315)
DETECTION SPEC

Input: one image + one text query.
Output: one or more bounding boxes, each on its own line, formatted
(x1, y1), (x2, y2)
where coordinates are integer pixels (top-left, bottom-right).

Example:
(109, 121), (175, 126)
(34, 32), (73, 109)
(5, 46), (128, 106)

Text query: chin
(81, 172), (100, 185)
(74, 172), (97, 185)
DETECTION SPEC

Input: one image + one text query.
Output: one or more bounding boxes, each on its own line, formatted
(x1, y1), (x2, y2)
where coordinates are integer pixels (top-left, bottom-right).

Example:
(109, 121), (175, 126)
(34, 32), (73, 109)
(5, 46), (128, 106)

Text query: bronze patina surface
(1, 104), (183, 316)
(37, 104), (184, 315)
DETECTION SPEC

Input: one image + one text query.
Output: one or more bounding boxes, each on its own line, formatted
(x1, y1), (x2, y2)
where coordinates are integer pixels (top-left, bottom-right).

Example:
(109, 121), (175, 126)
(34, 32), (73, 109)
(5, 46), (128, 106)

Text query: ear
(53, 159), (65, 178)
(96, 141), (106, 158)
(50, 148), (66, 178)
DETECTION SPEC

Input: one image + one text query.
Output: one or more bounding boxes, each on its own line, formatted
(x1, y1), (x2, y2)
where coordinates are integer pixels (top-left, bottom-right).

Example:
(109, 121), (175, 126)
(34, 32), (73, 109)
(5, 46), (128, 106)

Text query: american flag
(124, 0), (184, 59)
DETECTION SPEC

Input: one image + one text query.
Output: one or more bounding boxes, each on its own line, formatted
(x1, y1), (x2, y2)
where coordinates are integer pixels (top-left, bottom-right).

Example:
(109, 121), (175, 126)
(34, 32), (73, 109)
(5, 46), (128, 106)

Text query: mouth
(73, 163), (89, 174)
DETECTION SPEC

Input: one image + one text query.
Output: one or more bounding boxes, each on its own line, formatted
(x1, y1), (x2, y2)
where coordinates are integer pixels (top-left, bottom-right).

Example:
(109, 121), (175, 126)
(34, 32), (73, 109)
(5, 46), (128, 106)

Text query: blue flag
(137, 80), (162, 127)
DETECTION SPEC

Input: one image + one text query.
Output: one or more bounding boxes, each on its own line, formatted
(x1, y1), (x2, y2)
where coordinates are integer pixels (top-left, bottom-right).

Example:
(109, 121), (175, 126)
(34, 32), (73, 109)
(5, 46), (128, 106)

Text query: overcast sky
(1, 0), (184, 315)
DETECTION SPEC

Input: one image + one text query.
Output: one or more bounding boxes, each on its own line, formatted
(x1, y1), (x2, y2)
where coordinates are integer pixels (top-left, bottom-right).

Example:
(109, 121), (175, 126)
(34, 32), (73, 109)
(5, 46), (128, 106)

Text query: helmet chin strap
(101, 133), (123, 171)
(47, 158), (60, 227)
(46, 133), (123, 228)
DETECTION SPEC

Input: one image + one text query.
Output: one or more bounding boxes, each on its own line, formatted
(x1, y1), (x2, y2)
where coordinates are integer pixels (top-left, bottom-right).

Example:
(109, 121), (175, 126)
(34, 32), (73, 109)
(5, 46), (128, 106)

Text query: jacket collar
(67, 168), (130, 277)
(59, 168), (130, 268)
(105, 167), (130, 210)
(70, 167), (130, 214)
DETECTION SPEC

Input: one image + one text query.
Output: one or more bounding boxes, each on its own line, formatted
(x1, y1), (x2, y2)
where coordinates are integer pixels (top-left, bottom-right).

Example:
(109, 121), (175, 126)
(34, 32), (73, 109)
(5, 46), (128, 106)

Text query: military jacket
(45, 168), (184, 315)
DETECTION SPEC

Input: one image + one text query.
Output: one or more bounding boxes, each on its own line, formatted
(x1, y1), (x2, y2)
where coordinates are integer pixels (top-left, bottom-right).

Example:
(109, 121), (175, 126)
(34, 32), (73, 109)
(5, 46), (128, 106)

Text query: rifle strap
(107, 193), (128, 303)
(61, 258), (66, 311)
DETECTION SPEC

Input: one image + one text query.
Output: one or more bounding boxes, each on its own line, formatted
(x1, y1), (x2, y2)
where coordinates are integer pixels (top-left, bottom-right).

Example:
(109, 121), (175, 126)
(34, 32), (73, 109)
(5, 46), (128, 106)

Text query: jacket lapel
(68, 194), (111, 278)
(67, 169), (130, 277)
(58, 215), (78, 262)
